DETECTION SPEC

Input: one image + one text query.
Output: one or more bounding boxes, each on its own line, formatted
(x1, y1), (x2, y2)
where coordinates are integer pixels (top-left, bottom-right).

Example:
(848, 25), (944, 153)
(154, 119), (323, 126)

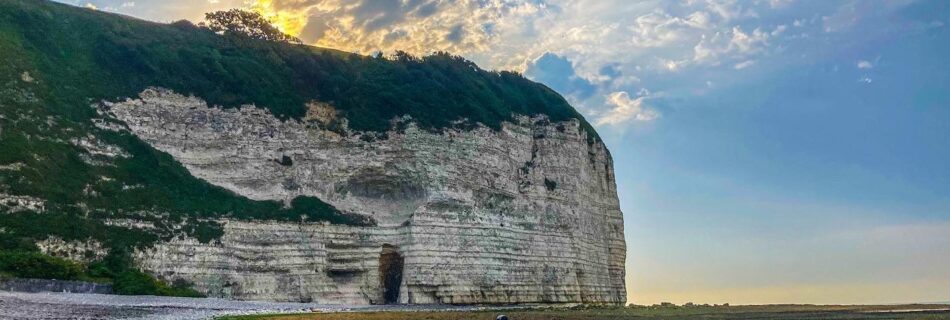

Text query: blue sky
(59, 0), (950, 304)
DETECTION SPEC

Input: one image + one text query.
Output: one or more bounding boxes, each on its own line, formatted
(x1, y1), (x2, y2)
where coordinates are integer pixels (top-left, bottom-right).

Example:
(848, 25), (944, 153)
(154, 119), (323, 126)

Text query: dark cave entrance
(378, 244), (404, 304)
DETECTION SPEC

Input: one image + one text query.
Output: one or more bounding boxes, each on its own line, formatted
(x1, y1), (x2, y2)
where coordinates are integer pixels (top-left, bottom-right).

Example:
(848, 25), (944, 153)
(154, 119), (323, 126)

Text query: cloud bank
(241, 0), (830, 127)
(65, 0), (932, 129)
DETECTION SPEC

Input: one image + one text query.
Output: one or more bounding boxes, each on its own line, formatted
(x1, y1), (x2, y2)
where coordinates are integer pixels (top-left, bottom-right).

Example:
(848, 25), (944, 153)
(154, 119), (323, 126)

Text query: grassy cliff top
(0, 0), (599, 140)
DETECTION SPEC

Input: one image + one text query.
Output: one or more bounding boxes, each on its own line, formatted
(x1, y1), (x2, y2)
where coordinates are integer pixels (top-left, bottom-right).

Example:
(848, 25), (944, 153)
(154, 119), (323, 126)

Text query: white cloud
(692, 33), (720, 65)
(626, 9), (717, 49)
(771, 24), (787, 36)
(769, 0), (794, 8)
(729, 26), (769, 54)
(663, 59), (684, 71)
(595, 91), (659, 126)
(857, 60), (873, 69)
(700, 0), (756, 21)
(629, 11), (690, 47)
(691, 26), (769, 67)
(734, 60), (755, 69)
(83, 3), (97, 10)
(685, 11), (713, 29)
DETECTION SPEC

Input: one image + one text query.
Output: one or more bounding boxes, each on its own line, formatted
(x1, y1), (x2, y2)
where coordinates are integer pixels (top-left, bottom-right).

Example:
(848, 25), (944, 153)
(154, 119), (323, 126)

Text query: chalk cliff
(104, 88), (626, 304)
(0, 0), (626, 305)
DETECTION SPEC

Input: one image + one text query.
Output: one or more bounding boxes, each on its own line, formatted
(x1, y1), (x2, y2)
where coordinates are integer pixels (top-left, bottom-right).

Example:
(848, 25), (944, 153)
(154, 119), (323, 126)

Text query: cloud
(771, 24), (787, 36)
(700, 0), (758, 21)
(246, 0), (798, 78)
(175, 0), (901, 131)
(250, 0), (551, 61)
(595, 91), (659, 126)
(658, 58), (678, 71)
(629, 10), (707, 47)
(444, 24), (465, 44)
(769, 0), (794, 8)
(733, 60), (755, 69)
(692, 26), (770, 66)
(524, 53), (597, 100)
(729, 26), (769, 54)
(857, 60), (873, 69)
(55, 0), (823, 132)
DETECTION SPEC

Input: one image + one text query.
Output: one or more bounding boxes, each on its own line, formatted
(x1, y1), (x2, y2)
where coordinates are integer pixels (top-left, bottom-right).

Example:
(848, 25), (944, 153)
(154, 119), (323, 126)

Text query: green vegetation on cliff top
(1, 0), (597, 136)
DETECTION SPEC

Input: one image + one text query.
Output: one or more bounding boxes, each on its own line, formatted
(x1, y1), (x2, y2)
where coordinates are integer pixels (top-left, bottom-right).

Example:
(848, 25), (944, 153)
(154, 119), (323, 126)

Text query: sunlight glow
(249, 0), (307, 37)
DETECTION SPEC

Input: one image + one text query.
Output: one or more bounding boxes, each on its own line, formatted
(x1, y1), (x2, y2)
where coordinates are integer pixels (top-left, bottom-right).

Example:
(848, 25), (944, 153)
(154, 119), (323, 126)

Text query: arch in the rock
(378, 244), (404, 304)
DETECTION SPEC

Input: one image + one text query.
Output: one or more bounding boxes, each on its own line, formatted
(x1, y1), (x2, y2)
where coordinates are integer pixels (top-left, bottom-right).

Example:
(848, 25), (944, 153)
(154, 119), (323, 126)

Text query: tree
(202, 9), (301, 43)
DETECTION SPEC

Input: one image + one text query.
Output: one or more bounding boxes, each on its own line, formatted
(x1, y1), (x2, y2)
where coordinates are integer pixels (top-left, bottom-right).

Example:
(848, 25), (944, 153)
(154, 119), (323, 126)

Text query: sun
(248, 0), (306, 37)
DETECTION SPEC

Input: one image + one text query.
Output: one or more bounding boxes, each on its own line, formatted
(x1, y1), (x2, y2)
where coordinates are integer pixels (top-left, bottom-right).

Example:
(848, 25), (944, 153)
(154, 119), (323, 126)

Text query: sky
(56, 0), (950, 305)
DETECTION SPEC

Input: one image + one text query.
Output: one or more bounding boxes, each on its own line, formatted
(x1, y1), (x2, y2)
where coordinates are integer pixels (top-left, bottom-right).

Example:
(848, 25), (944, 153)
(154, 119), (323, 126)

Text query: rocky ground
(0, 291), (315, 319)
(4, 291), (950, 320)
(0, 291), (529, 320)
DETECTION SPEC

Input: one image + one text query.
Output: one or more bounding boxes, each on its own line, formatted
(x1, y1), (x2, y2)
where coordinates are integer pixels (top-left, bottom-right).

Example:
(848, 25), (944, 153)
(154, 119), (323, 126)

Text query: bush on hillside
(0, 251), (83, 280)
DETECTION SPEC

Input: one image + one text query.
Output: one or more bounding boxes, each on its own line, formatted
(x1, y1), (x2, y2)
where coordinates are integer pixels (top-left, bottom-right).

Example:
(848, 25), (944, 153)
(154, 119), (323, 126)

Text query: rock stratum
(104, 89), (626, 304)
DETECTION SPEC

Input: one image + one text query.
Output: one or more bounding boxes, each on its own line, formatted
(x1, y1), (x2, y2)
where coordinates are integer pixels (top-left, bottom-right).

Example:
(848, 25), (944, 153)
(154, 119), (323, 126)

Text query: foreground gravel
(0, 291), (529, 320)
(0, 291), (325, 320)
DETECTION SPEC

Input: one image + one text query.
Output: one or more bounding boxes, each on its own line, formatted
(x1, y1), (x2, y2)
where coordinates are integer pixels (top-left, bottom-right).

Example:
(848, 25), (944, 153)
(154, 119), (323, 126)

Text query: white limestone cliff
(106, 88), (626, 305)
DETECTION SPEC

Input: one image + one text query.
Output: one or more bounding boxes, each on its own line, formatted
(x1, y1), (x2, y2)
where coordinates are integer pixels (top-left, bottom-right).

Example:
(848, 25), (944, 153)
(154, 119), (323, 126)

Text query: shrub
(0, 251), (84, 280)
(113, 269), (165, 295)
(166, 278), (205, 298)
(113, 269), (205, 297)
(0, 233), (39, 252)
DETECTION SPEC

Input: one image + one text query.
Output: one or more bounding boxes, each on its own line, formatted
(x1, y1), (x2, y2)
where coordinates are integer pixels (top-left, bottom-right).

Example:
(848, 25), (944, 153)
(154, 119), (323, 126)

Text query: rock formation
(102, 88), (626, 305)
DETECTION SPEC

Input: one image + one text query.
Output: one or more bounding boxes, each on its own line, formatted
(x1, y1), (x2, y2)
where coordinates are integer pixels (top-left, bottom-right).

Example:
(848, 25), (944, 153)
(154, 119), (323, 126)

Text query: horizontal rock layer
(110, 88), (626, 305)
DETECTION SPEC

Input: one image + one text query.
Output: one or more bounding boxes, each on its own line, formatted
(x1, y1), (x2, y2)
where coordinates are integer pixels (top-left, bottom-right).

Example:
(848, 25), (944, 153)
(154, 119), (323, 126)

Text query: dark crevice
(378, 244), (404, 304)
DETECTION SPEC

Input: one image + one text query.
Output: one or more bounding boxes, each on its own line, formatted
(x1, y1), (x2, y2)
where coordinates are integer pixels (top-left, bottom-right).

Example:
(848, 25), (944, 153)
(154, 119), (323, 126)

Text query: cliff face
(1, 1), (626, 304)
(105, 88), (626, 305)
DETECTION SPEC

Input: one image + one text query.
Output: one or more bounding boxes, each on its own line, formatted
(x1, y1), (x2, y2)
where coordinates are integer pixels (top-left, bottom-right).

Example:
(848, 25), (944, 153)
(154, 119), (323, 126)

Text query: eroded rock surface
(107, 88), (626, 305)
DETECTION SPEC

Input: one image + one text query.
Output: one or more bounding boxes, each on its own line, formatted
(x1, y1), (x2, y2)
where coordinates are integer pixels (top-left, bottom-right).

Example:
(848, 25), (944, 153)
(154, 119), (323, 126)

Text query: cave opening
(378, 244), (404, 304)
